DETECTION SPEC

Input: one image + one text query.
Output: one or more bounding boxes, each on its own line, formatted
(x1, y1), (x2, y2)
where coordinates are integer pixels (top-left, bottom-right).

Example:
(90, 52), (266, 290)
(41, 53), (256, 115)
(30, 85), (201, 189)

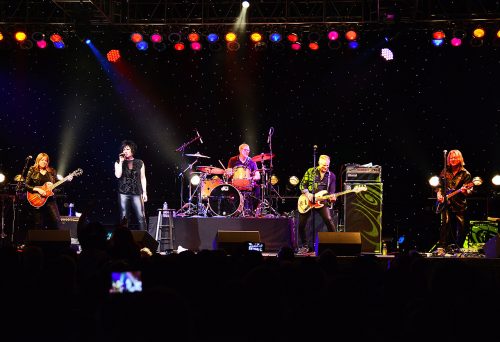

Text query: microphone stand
(175, 133), (202, 213)
(311, 146), (317, 252)
(12, 157), (32, 244)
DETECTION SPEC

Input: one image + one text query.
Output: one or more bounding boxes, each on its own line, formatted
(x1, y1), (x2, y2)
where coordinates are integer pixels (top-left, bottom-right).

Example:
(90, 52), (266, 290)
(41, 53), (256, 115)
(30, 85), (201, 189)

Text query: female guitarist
(436, 149), (472, 253)
(25, 153), (73, 230)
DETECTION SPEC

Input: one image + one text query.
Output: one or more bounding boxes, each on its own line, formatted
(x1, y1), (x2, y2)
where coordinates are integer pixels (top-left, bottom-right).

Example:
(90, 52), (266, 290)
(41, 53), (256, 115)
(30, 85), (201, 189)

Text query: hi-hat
(185, 152), (210, 158)
(251, 153), (275, 162)
(197, 166), (225, 175)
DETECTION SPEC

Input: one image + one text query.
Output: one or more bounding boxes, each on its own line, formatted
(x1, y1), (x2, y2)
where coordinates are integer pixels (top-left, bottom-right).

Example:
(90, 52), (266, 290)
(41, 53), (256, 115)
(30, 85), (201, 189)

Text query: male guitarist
(436, 149), (472, 253)
(297, 154), (336, 254)
(25, 153), (73, 230)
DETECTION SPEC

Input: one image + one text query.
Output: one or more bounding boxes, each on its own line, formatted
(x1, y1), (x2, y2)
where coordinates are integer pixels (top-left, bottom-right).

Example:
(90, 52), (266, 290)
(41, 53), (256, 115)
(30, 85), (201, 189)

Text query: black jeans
(119, 193), (147, 230)
(298, 205), (336, 248)
(31, 199), (61, 230)
(440, 209), (466, 248)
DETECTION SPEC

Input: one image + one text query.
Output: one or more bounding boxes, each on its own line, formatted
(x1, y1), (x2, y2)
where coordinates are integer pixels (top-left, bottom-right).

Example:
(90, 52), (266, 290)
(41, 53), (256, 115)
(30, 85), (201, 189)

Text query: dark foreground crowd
(0, 219), (499, 342)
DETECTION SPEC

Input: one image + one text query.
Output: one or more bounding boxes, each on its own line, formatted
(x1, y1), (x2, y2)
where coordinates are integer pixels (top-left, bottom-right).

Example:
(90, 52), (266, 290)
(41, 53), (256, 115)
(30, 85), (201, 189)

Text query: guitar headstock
(353, 185), (368, 192)
(71, 168), (83, 177)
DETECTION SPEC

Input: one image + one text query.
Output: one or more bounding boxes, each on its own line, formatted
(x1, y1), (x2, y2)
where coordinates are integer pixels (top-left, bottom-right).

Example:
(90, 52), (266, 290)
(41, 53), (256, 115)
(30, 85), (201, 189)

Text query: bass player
(297, 154), (337, 254)
(436, 149), (472, 252)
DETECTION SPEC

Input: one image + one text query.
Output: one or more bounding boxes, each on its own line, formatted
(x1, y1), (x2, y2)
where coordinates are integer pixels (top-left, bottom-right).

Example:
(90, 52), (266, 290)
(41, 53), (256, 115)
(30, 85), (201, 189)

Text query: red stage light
(432, 30), (445, 40)
(106, 50), (121, 63)
(50, 34), (62, 42)
(131, 33), (143, 43)
(345, 30), (357, 41)
(287, 33), (299, 43)
(188, 32), (200, 42)
(174, 42), (185, 51)
(308, 42), (319, 50)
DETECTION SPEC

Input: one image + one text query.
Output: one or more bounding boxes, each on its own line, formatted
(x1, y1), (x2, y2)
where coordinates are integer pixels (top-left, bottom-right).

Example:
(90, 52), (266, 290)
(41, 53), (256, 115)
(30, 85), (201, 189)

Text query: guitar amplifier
(345, 165), (382, 182)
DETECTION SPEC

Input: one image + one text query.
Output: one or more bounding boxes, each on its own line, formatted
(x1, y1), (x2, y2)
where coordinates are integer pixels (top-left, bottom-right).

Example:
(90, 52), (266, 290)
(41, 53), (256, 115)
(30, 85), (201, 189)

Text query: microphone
(267, 127), (274, 144)
(313, 145), (318, 150)
(26, 155), (32, 160)
(443, 150), (447, 154)
(119, 153), (125, 157)
(196, 129), (203, 144)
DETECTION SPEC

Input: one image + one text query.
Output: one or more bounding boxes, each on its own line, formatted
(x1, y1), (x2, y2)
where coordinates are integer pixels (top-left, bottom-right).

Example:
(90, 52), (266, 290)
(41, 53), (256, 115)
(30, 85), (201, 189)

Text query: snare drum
(201, 176), (223, 200)
(231, 165), (253, 191)
(208, 184), (243, 217)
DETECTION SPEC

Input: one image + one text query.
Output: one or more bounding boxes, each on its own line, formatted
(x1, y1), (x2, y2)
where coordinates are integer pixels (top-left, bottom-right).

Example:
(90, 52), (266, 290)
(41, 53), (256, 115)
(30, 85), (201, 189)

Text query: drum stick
(218, 160), (227, 170)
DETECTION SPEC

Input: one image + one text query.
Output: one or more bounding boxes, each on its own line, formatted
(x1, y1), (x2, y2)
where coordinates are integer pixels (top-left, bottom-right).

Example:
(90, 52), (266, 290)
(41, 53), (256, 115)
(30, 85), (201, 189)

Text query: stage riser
(149, 216), (293, 252)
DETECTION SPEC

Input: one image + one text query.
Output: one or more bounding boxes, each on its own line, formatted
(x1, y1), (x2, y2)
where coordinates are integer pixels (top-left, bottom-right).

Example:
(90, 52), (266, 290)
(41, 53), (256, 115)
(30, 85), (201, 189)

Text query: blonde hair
(319, 155), (330, 163)
(239, 143), (250, 152)
(447, 150), (465, 167)
(33, 153), (54, 172)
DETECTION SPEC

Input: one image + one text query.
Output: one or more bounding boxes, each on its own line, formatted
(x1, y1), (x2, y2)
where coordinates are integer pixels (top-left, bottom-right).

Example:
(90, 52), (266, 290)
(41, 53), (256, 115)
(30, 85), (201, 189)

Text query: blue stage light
(136, 41), (149, 51)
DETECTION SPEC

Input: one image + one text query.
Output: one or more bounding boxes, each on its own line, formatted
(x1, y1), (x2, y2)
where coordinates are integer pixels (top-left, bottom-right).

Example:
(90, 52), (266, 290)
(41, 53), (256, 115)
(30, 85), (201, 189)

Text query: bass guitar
(435, 176), (482, 214)
(27, 168), (83, 208)
(297, 184), (367, 214)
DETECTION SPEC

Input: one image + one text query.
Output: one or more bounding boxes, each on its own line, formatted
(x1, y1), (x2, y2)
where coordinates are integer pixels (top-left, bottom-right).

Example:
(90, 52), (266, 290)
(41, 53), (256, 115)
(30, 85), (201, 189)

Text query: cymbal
(196, 166), (225, 175)
(185, 152), (210, 158)
(251, 153), (275, 162)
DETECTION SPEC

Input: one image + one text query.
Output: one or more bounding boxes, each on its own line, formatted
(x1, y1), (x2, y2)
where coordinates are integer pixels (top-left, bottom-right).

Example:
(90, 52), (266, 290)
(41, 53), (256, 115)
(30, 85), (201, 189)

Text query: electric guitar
(435, 177), (482, 214)
(27, 168), (83, 208)
(297, 185), (367, 214)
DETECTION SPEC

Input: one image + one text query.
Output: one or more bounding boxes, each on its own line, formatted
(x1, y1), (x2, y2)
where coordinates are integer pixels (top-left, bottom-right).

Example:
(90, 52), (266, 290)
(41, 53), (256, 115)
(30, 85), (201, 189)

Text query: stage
(148, 216), (295, 252)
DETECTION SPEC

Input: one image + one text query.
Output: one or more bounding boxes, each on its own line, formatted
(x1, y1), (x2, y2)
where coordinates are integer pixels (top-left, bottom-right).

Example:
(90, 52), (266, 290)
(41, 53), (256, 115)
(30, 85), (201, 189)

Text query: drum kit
(177, 152), (279, 217)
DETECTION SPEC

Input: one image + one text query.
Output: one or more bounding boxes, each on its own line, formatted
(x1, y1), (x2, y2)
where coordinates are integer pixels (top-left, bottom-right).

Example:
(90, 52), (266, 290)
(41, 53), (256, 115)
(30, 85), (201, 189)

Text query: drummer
(226, 143), (260, 212)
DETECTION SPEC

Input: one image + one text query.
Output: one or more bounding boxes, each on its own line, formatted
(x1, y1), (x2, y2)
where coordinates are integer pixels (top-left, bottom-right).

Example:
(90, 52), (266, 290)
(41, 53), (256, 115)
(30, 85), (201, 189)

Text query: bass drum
(208, 184), (243, 217)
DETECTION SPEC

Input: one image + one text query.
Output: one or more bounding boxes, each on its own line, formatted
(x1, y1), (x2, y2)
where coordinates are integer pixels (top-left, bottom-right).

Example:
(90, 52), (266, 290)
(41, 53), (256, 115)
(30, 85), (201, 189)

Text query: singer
(296, 154), (337, 254)
(435, 149), (473, 254)
(114, 140), (148, 230)
(226, 143), (261, 214)
(25, 153), (73, 230)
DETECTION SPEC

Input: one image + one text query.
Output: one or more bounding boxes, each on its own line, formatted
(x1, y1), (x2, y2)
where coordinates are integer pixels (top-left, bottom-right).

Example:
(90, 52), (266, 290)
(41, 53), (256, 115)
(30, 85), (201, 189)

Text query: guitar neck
(50, 177), (68, 190)
(316, 189), (356, 200)
(446, 182), (472, 200)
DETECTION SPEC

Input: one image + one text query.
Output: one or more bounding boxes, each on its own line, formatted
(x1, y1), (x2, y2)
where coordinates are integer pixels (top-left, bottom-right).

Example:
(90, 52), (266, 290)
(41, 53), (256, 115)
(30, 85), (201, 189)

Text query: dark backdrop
(1, 29), (498, 251)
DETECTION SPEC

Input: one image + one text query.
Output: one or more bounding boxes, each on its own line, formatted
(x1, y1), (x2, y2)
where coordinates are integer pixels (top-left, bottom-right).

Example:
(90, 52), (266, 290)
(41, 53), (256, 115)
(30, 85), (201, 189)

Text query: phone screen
(109, 271), (143, 293)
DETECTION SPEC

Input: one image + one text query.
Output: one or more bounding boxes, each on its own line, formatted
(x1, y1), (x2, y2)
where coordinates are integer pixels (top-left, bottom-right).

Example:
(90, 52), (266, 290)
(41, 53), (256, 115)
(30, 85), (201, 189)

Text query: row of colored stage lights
(0, 31), (66, 49)
(431, 28), (500, 47)
(129, 30), (362, 52)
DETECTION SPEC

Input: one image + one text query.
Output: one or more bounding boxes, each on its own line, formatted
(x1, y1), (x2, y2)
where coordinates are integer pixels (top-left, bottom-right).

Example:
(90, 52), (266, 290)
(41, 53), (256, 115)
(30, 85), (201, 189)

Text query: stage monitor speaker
(131, 231), (159, 252)
(315, 232), (362, 256)
(26, 230), (71, 255)
(344, 182), (382, 253)
(214, 230), (261, 255)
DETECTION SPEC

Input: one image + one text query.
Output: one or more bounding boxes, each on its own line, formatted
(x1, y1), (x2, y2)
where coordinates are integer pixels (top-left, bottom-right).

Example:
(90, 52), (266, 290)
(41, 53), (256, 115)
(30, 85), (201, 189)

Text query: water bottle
(382, 242), (388, 256)
(162, 202), (168, 218)
(68, 203), (75, 216)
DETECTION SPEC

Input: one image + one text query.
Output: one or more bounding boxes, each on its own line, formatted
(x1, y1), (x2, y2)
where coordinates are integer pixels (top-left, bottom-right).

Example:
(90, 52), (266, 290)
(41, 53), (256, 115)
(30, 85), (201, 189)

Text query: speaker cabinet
(26, 230), (71, 255)
(315, 232), (361, 256)
(344, 182), (382, 253)
(60, 216), (79, 239)
(214, 230), (261, 255)
(131, 231), (159, 252)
